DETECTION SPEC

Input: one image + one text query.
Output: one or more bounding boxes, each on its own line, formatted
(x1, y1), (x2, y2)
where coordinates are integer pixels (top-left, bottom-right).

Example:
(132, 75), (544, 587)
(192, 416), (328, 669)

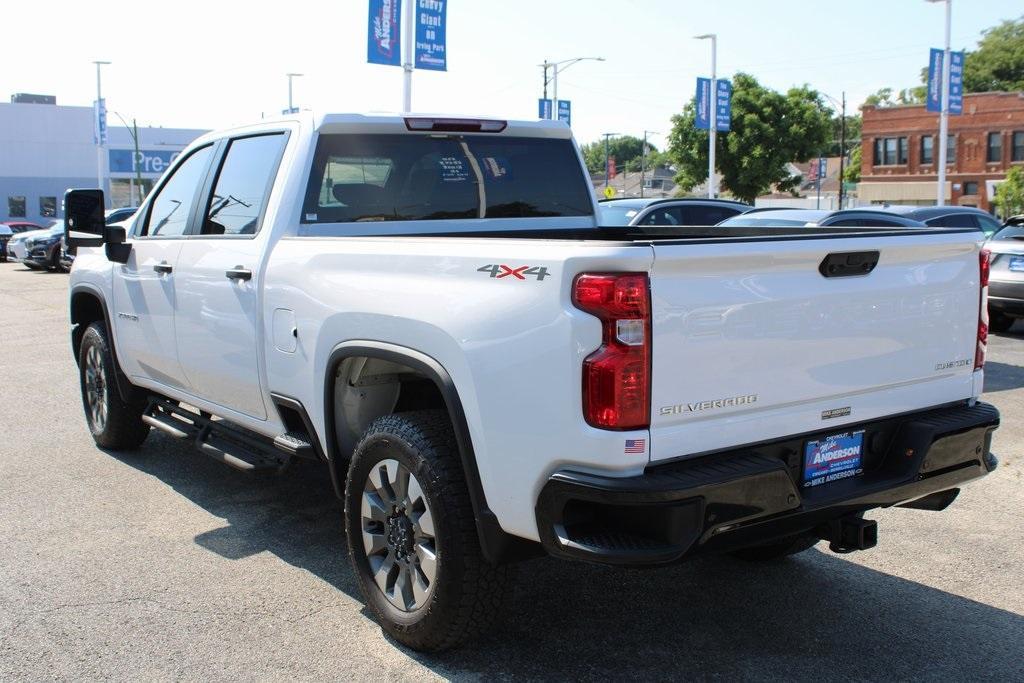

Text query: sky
(2, 0), (1021, 151)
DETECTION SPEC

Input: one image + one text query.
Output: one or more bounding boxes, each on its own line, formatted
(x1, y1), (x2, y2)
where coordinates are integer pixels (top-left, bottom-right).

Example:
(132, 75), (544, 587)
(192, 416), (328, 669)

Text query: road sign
(414, 0), (447, 71)
(603, 186), (616, 199)
(538, 98), (552, 120)
(367, 0), (401, 66)
(557, 100), (571, 126)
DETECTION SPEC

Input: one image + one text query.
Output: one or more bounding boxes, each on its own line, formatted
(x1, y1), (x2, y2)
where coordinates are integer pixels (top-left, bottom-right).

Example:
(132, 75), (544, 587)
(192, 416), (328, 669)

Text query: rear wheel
(989, 311), (1014, 333)
(731, 533), (819, 561)
(345, 410), (512, 652)
(78, 322), (150, 450)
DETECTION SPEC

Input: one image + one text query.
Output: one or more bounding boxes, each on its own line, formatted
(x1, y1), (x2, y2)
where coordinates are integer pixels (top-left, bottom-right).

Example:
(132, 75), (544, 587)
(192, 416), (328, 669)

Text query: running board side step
(143, 397), (294, 473)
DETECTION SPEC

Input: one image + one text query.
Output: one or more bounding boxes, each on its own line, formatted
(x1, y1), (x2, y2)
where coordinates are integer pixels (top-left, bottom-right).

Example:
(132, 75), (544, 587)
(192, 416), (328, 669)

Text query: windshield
(992, 225), (1024, 241)
(302, 134), (594, 223)
(598, 204), (642, 226)
(717, 215), (818, 227)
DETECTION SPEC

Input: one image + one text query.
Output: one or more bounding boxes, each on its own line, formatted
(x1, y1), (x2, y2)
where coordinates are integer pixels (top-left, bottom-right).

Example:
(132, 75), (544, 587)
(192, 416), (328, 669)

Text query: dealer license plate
(803, 430), (865, 488)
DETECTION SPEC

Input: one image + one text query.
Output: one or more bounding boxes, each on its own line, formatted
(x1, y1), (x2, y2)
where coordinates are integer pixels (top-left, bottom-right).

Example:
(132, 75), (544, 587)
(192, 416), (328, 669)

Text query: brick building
(859, 92), (1024, 212)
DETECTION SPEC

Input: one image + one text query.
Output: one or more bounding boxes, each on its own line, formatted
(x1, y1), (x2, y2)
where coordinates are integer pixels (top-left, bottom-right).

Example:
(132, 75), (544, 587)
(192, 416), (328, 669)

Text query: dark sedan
(22, 223), (67, 272)
(716, 208), (927, 228)
(869, 205), (1003, 237)
(599, 198), (751, 227)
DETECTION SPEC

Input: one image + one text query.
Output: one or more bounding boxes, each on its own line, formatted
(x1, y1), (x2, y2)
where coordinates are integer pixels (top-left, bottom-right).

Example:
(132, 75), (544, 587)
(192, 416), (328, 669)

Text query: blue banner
(538, 98), (552, 120)
(926, 48), (943, 112)
(949, 50), (964, 115)
(367, 0), (401, 67)
(557, 100), (571, 126)
(715, 79), (732, 131)
(93, 98), (107, 145)
(926, 48), (965, 115)
(695, 77), (711, 130)
(415, 0), (447, 71)
(108, 149), (181, 175)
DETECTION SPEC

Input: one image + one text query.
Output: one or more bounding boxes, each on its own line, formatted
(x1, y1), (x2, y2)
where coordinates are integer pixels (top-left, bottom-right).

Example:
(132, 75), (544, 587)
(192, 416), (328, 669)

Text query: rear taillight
(572, 273), (651, 430)
(976, 248), (990, 370)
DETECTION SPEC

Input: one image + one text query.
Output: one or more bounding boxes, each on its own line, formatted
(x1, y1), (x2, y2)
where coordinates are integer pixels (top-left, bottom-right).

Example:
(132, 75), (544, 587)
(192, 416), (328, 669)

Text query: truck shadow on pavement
(112, 433), (1024, 680)
(982, 361), (1024, 393)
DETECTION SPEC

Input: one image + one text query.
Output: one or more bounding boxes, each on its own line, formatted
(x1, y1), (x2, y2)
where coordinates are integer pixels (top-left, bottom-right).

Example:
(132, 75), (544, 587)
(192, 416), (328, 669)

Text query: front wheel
(345, 410), (512, 652)
(78, 322), (150, 450)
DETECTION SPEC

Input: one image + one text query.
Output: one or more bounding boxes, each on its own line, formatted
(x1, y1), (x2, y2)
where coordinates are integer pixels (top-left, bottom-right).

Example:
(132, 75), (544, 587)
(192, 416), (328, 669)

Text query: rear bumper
(535, 401), (999, 565)
(989, 280), (1024, 314)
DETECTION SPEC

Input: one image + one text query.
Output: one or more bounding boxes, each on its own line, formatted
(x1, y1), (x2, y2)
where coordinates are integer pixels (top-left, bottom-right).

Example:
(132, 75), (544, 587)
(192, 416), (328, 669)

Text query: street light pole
(286, 73), (303, 113)
(641, 130), (658, 198)
(542, 56), (604, 123)
(928, 0), (952, 206)
(603, 133), (618, 189)
(93, 60), (110, 200)
(402, 0), (415, 112)
(695, 34), (717, 198)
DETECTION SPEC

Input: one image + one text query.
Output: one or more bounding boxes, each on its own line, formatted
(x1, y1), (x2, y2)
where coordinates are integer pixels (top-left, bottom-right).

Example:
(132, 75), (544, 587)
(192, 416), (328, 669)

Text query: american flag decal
(624, 439), (646, 454)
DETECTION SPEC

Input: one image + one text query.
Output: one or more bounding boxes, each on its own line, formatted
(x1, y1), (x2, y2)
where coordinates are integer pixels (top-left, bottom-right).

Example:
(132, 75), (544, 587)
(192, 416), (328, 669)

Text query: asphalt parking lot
(0, 261), (1021, 681)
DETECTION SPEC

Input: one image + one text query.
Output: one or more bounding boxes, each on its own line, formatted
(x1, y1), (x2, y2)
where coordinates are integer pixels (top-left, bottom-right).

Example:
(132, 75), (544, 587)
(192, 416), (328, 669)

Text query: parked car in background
(0, 224), (11, 262)
(20, 222), (66, 271)
(598, 198), (750, 227)
(870, 205), (1003, 237)
(105, 207), (138, 225)
(717, 208), (927, 228)
(6, 222), (57, 265)
(3, 221), (47, 234)
(985, 222), (1024, 332)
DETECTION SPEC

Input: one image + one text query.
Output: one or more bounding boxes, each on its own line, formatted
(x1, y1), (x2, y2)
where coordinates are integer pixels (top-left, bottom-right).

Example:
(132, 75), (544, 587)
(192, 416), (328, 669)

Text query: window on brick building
(987, 132), (1003, 163)
(898, 137), (908, 164)
(946, 134), (956, 164)
(873, 137), (908, 165)
(921, 135), (933, 164)
(963, 181), (979, 195)
(1013, 131), (1024, 162)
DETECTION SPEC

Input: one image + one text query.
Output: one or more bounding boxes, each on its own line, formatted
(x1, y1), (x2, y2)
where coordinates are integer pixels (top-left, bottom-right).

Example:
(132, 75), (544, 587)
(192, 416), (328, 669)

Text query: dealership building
(0, 94), (207, 224)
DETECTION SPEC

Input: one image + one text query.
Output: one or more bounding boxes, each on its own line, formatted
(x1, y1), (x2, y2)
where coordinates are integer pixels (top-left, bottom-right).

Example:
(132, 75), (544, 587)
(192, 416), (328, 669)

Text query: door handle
(153, 262), (173, 275)
(225, 266), (252, 281)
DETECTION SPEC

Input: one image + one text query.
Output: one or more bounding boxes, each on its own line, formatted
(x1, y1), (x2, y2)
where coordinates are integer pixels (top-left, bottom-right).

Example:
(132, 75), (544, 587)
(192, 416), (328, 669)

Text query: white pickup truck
(65, 113), (1000, 652)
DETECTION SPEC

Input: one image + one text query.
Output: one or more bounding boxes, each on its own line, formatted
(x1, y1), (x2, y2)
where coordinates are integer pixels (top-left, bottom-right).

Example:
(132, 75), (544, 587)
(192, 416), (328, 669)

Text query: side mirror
(64, 189), (105, 248)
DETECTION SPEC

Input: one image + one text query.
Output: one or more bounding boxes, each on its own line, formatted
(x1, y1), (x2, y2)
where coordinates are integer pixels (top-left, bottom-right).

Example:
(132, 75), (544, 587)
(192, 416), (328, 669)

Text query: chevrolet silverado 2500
(65, 113), (1000, 652)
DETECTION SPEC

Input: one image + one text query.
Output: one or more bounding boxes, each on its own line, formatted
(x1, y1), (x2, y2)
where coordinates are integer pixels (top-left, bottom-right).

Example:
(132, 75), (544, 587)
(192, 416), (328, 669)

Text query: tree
(843, 146), (861, 184)
(994, 166), (1024, 218)
(964, 16), (1024, 93)
(862, 86), (924, 108)
(667, 72), (832, 203)
(579, 136), (653, 175)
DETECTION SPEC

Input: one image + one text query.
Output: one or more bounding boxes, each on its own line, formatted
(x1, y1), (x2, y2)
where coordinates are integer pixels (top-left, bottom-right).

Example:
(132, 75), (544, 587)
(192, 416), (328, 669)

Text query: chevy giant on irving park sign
(108, 149), (182, 176)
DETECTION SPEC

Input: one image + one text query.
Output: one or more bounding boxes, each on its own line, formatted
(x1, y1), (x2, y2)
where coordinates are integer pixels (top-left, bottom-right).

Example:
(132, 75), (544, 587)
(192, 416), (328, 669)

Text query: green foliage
(964, 16), (1024, 92)
(825, 113), (861, 157)
(579, 136), (660, 175)
(667, 72), (832, 204)
(862, 86), (924, 107)
(994, 166), (1024, 217)
(843, 146), (861, 184)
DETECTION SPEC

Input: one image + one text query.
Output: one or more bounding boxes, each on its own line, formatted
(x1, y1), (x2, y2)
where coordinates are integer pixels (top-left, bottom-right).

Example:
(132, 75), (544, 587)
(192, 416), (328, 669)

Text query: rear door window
(927, 213), (980, 228)
(681, 205), (742, 226)
(303, 134), (593, 224)
(201, 133), (288, 236)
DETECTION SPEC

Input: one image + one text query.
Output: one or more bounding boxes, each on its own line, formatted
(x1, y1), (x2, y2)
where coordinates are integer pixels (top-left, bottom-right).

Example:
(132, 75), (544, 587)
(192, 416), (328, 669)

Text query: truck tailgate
(648, 231), (983, 462)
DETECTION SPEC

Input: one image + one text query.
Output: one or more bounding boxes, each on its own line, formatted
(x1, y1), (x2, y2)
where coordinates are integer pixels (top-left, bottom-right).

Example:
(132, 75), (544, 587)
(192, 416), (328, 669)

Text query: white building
(0, 97), (207, 223)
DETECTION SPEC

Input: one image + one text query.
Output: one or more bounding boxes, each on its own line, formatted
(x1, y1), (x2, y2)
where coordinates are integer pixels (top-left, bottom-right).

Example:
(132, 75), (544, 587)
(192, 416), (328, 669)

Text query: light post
(402, 0), (414, 112)
(539, 57), (605, 122)
(92, 60), (111, 200)
(602, 133), (618, 189)
(927, 0), (952, 206)
(821, 91), (847, 208)
(286, 73), (303, 114)
(641, 130), (659, 198)
(694, 34), (717, 198)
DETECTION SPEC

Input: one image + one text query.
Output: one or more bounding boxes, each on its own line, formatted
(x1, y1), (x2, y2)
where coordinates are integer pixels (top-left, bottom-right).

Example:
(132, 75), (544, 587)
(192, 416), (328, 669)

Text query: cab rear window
(302, 134), (593, 223)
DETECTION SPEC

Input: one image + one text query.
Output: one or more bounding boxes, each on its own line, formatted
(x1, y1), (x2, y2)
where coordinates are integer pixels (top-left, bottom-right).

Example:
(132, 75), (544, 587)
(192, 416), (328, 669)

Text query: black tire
(345, 410), (512, 652)
(78, 322), (150, 450)
(989, 311), (1014, 333)
(731, 533), (819, 561)
(50, 247), (62, 272)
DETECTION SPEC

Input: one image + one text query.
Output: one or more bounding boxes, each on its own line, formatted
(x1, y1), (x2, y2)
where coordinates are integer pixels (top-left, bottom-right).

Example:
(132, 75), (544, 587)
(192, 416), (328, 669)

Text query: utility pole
(286, 73), (303, 113)
(694, 34), (717, 198)
(402, 0), (415, 112)
(641, 130), (658, 198)
(132, 119), (142, 205)
(603, 133), (618, 189)
(838, 92), (846, 209)
(927, 0), (952, 205)
(92, 60), (110, 202)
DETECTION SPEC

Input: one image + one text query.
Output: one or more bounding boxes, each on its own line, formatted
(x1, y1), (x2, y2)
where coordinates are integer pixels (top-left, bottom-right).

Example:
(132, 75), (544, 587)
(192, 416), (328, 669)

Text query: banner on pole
(926, 48), (965, 115)
(715, 80), (732, 131)
(695, 77), (711, 130)
(415, 0), (447, 71)
(557, 100), (571, 126)
(93, 98), (107, 145)
(538, 99), (552, 120)
(367, 0), (401, 66)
